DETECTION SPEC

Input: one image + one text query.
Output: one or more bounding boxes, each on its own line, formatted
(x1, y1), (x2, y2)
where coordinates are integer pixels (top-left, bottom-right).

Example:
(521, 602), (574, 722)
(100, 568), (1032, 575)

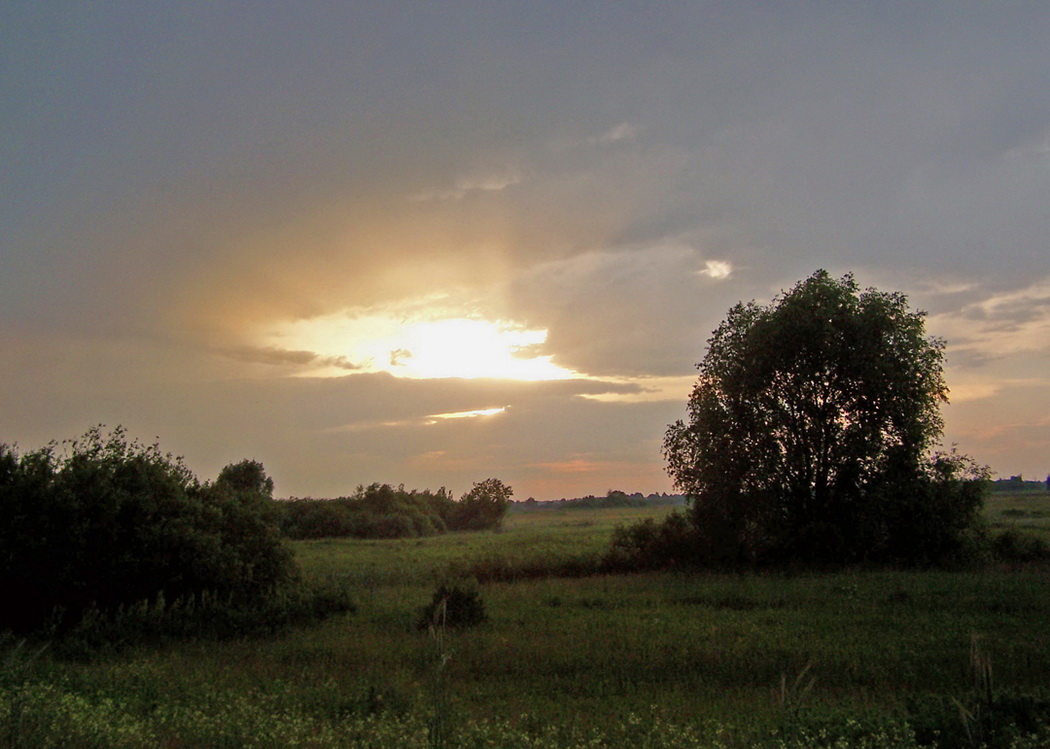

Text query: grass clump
(53, 576), (356, 657)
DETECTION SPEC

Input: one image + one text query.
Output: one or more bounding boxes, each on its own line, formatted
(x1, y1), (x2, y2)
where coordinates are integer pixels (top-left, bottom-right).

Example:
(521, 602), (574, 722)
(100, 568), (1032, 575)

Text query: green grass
(295, 505), (673, 585)
(4, 504), (1050, 747)
(985, 490), (1050, 541)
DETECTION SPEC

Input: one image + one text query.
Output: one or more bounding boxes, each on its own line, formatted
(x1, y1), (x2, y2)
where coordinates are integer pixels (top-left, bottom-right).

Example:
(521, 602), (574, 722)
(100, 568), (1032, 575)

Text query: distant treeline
(992, 475), (1050, 493)
(512, 490), (688, 511)
(279, 479), (511, 540)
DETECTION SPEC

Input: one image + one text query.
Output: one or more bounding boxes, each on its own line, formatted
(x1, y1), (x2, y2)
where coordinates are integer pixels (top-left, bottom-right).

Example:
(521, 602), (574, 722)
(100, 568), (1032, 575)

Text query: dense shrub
(608, 450), (991, 572)
(858, 449), (990, 567)
(279, 479), (510, 540)
(277, 496), (361, 539)
(992, 529), (1050, 564)
(0, 427), (298, 635)
(603, 512), (703, 571)
(417, 581), (487, 629)
(279, 484), (453, 540)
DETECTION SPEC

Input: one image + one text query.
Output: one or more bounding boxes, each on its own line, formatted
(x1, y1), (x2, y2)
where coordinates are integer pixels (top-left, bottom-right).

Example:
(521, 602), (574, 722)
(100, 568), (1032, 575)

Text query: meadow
(985, 489), (1050, 541)
(3, 498), (1050, 747)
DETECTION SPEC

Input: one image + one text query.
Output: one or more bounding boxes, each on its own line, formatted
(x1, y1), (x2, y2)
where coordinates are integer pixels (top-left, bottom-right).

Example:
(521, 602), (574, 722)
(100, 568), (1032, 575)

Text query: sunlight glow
(699, 260), (732, 279)
(261, 311), (580, 381)
(429, 407), (507, 419)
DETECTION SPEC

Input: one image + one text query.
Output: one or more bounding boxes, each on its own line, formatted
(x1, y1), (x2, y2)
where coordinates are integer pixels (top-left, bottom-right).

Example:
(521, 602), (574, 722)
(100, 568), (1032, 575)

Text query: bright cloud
(699, 260), (733, 280)
(259, 307), (581, 381)
(428, 406), (507, 420)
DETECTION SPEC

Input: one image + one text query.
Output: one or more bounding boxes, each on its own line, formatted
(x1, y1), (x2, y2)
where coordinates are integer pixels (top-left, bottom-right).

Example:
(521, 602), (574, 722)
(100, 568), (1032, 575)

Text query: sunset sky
(3, 3), (1049, 499)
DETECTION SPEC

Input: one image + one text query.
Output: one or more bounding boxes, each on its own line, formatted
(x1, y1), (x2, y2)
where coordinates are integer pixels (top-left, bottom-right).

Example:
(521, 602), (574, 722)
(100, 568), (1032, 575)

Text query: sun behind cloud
(260, 309), (581, 381)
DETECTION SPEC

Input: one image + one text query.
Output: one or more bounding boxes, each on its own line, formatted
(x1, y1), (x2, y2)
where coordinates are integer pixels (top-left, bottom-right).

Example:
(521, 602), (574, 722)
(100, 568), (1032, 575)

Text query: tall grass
(3, 503), (1050, 746)
(985, 491), (1050, 542)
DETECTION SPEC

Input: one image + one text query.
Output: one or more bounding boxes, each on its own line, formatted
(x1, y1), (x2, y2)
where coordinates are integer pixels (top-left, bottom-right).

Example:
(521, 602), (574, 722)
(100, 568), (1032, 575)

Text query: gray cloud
(409, 165), (526, 202)
(4, 3), (1050, 487)
(506, 242), (750, 377)
(214, 345), (360, 371)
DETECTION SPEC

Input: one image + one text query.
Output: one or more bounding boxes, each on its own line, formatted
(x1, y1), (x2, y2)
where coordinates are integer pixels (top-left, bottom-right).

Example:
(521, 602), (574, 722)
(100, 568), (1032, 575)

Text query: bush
(602, 512), (702, 571)
(0, 427), (298, 635)
(992, 529), (1050, 564)
(277, 497), (359, 539)
(279, 484), (456, 540)
(858, 449), (990, 567)
(417, 581), (487, 629)
(279, 480), (512, 540)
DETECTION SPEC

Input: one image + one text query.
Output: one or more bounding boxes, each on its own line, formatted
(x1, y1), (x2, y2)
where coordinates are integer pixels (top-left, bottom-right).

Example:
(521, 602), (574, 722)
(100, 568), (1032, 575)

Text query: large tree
(664, 270), (984, 565)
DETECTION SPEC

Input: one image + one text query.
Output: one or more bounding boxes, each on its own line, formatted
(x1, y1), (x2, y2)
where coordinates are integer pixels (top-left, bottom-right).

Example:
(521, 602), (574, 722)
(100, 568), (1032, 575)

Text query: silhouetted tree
(664, 270), (986, 566)
(216, 459), (274, 497)
(451, 478), (512, 530)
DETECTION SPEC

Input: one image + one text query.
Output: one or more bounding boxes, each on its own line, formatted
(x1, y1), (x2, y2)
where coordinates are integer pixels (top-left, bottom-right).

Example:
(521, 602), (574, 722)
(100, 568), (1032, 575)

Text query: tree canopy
(664, 270), (986, 566)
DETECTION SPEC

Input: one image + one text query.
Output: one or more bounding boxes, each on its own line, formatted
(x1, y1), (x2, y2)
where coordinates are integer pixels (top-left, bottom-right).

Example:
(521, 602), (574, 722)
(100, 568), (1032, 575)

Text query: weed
(776, 660), (817, 735)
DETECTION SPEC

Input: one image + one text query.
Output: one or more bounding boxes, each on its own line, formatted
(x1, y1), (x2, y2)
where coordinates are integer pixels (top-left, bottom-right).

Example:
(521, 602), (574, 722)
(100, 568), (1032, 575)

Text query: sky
(3, 2), (1049, 499)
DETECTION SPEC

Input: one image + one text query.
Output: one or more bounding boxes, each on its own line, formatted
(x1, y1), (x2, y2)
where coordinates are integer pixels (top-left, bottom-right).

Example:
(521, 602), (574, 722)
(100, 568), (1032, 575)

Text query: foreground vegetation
(4, 502), (1050, 747)
(0, 429), (313, 636)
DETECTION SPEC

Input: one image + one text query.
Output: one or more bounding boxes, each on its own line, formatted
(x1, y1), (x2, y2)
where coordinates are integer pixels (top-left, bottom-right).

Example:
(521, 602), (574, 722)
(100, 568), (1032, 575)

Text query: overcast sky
(3, 2), (1049, 499)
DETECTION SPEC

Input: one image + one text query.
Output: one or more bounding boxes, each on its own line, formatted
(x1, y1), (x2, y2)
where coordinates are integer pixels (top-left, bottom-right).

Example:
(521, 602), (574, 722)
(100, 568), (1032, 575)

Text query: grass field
(985, 490), (1050, 541)
(3, 501), (1050, 747)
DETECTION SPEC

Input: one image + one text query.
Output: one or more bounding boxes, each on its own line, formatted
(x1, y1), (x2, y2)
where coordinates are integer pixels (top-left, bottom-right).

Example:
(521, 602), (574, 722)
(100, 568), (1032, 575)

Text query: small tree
(451, 478), (512, 531)
(216, 459), (274, 497)
(664, 270), (985, 565)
